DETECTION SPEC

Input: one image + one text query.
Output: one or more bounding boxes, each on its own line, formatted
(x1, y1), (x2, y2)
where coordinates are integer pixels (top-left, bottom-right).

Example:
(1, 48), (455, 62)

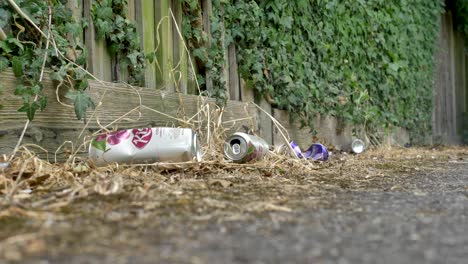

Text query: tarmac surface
(4, 157), (468, 264)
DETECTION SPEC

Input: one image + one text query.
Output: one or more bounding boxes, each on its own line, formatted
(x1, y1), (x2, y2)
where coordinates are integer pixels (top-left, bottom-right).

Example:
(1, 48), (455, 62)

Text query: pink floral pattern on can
(132, 128), (153, 149)
(106, 130), (131, 145)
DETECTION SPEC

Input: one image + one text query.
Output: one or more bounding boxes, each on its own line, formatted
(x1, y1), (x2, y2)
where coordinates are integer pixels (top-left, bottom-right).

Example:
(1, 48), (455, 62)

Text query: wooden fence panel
(228, 44), (240, 101)
(0, 71), (257, 160)
(83, 0), (112, 82)
(140, 0), (157, 88)
(433, 11), (466, 144)
(155, 0), (174, 92)
(171, 0), (188, 94)
(454, 31), (466, 134)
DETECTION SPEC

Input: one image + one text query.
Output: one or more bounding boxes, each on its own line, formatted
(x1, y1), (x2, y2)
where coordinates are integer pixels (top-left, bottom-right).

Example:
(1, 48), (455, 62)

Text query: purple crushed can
(89, 127), (201, 166)
(290, 141), (329, 161)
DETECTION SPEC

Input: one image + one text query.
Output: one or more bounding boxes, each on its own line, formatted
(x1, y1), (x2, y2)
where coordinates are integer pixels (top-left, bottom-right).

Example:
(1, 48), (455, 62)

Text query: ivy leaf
(31, 84), (41, 95)
(95, 20), (112, 38)
(18, 102), (40, 121)
(388, 63), (400, 72)
(65, 22), (81, 37)
(65, 90), (95, 120)
(146, 52), (155, 64)
(127, 51), (140, 65)
(96, 6), (113, 20)
(0, 7), (11, 28)
(0, 56), (8, 71)
(39, 96), (47, 111)
(0, 41), (12, 53)
(7, 38), (24, 51)
(11, 57), (24, 77)
(14, 84), (28, 96)
(77, 78), (89, 90)
(50, 71), (63, 81)
(193, 47), (207, 61)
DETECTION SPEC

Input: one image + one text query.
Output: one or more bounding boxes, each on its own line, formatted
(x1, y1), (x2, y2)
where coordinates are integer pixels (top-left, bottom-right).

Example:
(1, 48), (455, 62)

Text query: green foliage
(453, 0), (468, 38)
(181, 0), (208, 90)
(181, 0), (227, 103)
(208, 0), (227, 103)
(65, 90), (95, 120)
(0, 0), (89, 121)
(219, 0), (443, 136)
(91, 0), (145, 85)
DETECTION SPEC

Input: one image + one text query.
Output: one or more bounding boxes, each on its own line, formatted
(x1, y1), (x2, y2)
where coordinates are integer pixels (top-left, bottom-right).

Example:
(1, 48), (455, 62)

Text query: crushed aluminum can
(290, 141), (329, 161)
(89, 127), (201, 166)
(224, 132), (269, 163)
(350, 139), (365, 154)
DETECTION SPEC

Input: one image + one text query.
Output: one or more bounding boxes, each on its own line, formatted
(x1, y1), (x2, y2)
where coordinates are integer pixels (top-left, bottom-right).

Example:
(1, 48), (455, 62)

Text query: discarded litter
(224, 132), (269, 163)
(0, 162), (10, 170)
(290, 141), (329, 161)
(350, 139), (365, 154)
(89, 127), (201, 166)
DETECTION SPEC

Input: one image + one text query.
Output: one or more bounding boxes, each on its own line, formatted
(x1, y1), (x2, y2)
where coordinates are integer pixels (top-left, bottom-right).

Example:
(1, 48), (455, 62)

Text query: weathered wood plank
(187, 57), (199, 95)
(141, 0), (157, 88)
(116, 0), (138, 83)
(447, 12), (457, 143)
(466, 54), (468, 112)
(454, 31), (466, 140)
(434, 12), (453, 144)
(220, 6), (230, 98)
(256, 97), (273, 145)
(67, 0), (83, 40)
(83, 0), (112, 82)
(155, 0), (175, 92)
(240, 78), (254, 103)
(171, 0), (188, 94)
(228, 44), (240, 101)
(0, 71), (257, 160)
(201, 0), (213, 92)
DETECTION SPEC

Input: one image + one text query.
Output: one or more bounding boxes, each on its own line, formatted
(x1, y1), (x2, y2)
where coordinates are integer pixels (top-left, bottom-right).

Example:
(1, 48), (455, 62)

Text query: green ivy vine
(220, 0), (444, 140)
(180, 0), (207, 89)
(0, 0), (90, 121)
(0, 0), (148, 121)
(181, 0), (226, 104)
(91, 0), (145, 85)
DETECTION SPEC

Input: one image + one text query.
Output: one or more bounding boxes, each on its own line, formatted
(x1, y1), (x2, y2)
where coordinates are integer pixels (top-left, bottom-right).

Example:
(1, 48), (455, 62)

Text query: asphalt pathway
(16, 162), (468, 264)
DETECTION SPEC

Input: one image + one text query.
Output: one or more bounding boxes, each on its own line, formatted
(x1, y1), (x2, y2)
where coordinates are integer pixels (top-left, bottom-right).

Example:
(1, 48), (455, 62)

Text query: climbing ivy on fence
(181, 0), (227, 104)
(91, 0), (145, 85)
(0, 0), (90, 121)
(188, 0), (442, 140)
(0, 0), (146, 121)
(453, 0), (468, 38)
(223, 0), (443, 138)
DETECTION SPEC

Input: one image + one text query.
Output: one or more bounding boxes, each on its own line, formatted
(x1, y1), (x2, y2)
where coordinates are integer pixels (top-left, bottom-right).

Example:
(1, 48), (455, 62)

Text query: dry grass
(0, 144), (467, 261)
(1, 144), (466, 210)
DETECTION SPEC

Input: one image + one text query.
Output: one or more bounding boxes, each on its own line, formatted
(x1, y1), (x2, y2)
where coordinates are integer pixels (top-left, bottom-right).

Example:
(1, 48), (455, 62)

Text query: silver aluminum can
(89, 127), (201, 166)
(224, 132), (269, 163)
(351, 139), (365, 154)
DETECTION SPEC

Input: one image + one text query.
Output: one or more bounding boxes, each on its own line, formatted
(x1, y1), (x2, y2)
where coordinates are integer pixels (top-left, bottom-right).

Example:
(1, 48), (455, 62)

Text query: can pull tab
(232, 143), (241, 155)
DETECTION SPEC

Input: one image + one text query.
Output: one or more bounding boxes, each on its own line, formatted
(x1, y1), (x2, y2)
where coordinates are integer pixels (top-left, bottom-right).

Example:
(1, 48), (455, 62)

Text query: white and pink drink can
(89, 127), (201, 166)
